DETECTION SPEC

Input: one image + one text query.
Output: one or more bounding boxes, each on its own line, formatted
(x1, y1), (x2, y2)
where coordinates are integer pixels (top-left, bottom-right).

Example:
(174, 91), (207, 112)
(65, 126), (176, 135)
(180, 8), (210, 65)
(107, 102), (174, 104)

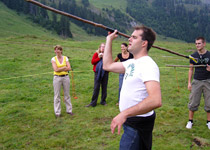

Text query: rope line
(0, 67), (192, 81)
(0, 70), (92, 81)
(0, 72), (53, 81)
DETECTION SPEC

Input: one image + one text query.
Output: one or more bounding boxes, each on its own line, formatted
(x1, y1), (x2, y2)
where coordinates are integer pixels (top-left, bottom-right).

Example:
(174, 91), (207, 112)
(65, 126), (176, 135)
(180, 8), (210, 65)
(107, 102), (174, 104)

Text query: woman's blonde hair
(96, 43), (105, 53)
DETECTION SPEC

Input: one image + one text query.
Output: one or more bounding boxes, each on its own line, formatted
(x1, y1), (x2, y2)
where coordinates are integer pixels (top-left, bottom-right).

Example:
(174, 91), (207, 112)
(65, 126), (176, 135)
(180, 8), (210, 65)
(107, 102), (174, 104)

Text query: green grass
(0, 35), (119, 150)
(1, 33), (210, 150)
(1, 1), (210, 150)
(88, 0), (127, 11)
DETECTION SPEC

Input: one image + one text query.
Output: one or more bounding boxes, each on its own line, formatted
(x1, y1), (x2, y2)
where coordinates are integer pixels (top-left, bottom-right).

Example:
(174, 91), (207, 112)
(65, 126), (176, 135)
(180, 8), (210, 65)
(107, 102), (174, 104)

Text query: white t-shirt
(120, 56), (160, 117)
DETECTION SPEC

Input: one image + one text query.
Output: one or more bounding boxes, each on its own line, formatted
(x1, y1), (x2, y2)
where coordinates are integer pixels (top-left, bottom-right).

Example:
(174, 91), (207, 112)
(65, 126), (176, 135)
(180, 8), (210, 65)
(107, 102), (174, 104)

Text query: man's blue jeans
(119, 113), (156, 150)
(120, 124), (139, 150)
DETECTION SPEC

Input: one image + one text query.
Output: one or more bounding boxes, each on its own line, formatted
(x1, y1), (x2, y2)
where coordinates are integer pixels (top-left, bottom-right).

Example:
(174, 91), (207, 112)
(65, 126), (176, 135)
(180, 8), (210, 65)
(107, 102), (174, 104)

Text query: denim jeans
(120, 113), (156, 150)
(118, 73), (124, 102)
(120, 124), (139, 150)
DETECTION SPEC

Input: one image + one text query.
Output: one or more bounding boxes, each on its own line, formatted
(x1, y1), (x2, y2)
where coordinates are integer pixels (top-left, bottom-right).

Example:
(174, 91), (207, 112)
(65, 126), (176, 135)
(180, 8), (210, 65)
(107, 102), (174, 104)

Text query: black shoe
(101, 103), (107, 106)
(85, 104), (93, 107)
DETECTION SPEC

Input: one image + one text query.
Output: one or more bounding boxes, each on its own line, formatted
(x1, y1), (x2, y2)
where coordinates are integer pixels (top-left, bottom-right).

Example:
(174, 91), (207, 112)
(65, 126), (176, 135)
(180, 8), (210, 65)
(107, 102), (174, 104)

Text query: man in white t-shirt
(103, 26), (162, 150)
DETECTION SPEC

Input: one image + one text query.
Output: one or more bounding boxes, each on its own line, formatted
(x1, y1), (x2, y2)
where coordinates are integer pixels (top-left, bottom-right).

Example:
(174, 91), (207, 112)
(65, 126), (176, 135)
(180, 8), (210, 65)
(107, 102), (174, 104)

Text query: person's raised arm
(91, 52), (101, 65)
(114, 56), (119, 62)
(103, 30), (125, 73)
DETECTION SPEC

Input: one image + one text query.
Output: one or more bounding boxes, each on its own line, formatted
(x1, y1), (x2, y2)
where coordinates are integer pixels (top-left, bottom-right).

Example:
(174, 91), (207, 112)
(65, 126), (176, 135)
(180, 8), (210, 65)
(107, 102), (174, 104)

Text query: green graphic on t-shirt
(125, 63), (135, 80)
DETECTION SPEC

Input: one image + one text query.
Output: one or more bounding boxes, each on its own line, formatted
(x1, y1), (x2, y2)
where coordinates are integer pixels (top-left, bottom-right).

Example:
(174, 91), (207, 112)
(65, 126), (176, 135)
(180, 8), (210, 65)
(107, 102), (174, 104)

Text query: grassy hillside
(0, 2), (57, 38)
(0, 1), (106, 41)
(88, 0), (127, 11)
(1, 33), (210, 149)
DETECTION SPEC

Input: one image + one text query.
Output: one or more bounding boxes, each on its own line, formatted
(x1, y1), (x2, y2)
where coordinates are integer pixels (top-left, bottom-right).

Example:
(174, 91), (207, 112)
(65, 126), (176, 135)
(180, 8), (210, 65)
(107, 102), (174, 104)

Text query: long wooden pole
(26, 0), (130, 38)
(26, 0), (196, 62)
(166, 65), (206, 68)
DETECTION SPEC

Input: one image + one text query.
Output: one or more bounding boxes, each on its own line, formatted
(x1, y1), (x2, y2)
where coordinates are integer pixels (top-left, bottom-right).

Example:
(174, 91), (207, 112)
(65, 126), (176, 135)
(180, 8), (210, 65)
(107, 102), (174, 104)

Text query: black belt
(54, 74), (68, 77)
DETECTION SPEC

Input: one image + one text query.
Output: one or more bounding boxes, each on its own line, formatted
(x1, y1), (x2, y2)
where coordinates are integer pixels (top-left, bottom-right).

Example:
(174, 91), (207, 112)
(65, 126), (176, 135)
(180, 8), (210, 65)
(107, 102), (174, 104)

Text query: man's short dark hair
(196, 37), (206, 43)
(134, 26), (156, 51)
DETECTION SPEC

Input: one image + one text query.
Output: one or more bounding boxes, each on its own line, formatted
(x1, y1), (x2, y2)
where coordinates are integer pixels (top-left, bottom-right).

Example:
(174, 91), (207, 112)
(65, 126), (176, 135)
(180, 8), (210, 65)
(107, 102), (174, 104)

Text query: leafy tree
(82, 0), (90, 7)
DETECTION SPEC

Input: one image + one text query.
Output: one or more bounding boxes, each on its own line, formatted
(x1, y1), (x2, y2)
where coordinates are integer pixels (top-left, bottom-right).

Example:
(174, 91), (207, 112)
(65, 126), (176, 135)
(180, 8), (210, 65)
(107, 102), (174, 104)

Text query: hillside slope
(86, 0), (210, 42)
(88, 0), (127, 11)
(0, 0), (184, 42)
(0, 1), (107, 41)
(0, 2), (56, 38)
(1, 0), (210, 42)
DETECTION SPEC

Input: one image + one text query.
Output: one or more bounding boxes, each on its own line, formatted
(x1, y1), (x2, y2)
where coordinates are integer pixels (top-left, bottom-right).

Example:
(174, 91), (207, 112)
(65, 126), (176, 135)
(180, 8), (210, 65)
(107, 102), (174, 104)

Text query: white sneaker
(207, 122), (210, 129)
(186, 121), (193, 129)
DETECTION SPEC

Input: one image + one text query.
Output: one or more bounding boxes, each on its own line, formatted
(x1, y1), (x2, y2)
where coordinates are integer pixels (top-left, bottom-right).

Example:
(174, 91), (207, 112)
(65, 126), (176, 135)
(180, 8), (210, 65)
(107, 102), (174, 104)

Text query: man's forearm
(122, 95), (161, 118)
(55, 67), (67, 72)
(122, 81), (161, 118)
(103, 38), (113, 70)
(103, 30), (124, 73)
(188, 69), (193, 84)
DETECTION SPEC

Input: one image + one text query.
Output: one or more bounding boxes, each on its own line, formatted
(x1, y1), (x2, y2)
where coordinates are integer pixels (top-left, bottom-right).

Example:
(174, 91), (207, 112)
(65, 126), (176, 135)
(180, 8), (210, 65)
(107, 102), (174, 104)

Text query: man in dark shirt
(186, 37), (210, 130)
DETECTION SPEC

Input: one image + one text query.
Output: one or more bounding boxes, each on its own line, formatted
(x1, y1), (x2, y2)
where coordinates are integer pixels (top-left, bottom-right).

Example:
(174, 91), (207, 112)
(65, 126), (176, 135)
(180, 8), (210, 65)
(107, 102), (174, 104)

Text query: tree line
(0, 0), (129, 38)
(126, 0), (210, 42)
(1, 0), (209, 42)
(0, 0), (72, 38)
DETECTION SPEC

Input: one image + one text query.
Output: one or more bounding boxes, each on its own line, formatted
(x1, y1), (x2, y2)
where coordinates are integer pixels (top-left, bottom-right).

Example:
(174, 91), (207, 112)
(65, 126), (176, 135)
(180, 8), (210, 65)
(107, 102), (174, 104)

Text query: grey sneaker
(186, 121), (193, 129)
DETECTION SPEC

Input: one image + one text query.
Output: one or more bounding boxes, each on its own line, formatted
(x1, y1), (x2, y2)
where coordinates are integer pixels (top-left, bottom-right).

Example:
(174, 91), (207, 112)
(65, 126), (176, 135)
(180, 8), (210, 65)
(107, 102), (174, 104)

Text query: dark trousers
(90, 71), (109, 106)
(123, 112), (156, 150)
